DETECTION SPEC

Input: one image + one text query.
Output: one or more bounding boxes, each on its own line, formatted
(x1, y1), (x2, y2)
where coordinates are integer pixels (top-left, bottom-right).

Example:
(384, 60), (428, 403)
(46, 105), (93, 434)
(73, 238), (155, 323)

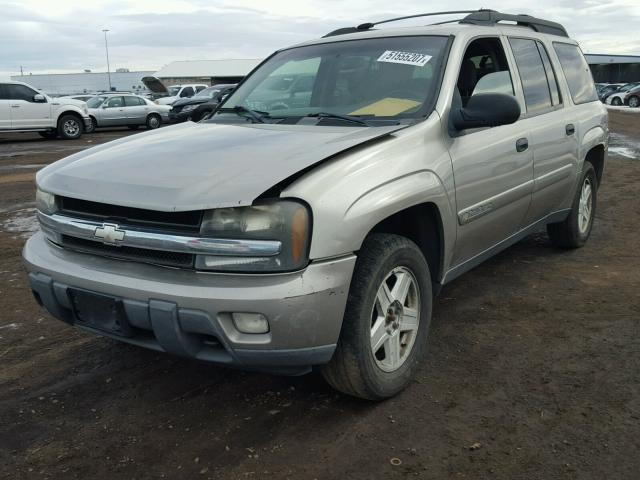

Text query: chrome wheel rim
(578, 177), (593, 234)
(370, 266), (420, 373)
(63, 119), (79, 136)
(630, 97), (639, 108)
(149, 116), (160, 128)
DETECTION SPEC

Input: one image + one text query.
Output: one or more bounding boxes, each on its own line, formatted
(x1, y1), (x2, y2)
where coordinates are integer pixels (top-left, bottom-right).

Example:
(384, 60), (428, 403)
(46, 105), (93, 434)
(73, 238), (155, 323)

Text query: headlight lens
(182, 104), (197, 112)
(197, 200), (311, 272)
(36, 188), (57, 214)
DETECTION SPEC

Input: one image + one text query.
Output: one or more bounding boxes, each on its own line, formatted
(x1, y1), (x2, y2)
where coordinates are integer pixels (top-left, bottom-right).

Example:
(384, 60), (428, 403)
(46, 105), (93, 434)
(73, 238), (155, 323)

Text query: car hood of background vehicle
(52, 98), (86, 109)
(37, 121), (405, 211)
(172, 97), (210, 108)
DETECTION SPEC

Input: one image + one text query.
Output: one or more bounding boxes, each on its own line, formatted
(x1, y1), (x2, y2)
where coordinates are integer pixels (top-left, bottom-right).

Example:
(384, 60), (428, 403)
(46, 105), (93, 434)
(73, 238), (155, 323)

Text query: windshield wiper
(304, 112), (371, 126)
(218, 105), (269, 123)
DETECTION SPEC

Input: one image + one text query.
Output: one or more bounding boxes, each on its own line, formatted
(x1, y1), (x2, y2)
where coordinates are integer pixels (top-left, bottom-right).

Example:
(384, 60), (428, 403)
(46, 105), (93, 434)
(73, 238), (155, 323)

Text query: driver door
(100, 96), (127, 126)
(447, 36), (533, 268)
(6, 84), (51, 129)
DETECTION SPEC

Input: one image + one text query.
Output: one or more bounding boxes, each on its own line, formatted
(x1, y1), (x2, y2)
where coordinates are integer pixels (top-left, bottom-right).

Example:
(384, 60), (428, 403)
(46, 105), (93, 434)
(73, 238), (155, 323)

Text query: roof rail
(322, 9), (568, 38)
(460, 10), (569, 37)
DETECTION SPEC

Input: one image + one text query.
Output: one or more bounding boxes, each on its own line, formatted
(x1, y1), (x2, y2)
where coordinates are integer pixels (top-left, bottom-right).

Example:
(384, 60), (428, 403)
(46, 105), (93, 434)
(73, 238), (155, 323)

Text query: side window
(553, 43), (598, 105)
(7, 84), (39, 102)
(195, 86), (206, 93)
(456, 37), (515, 107)
(105, 96), (124, 108)
(0, 85), (9, 100)
(537, 42), (561, 106)
(509, 38), (553, 115)
(180, 87), (194, 98)
(124, 96), (145, 107)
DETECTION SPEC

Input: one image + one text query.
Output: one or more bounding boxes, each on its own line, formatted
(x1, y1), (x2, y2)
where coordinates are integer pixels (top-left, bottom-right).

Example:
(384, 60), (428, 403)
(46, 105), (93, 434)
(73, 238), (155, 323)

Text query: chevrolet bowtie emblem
(94, 223), (126, 245)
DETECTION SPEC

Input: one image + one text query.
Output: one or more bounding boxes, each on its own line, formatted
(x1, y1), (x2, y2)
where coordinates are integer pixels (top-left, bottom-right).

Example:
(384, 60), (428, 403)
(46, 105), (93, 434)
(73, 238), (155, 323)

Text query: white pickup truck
(0, 81), (91, 140)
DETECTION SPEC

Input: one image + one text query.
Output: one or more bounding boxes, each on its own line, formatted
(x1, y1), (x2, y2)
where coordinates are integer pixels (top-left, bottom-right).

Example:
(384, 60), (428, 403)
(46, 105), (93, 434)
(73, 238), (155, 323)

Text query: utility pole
(20, 65), (24, 77)
(102, 29), (112, 91)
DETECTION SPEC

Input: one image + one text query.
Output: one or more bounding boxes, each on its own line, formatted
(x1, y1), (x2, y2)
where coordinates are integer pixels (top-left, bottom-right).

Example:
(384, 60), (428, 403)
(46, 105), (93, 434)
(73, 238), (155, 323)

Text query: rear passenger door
(123, 96), (148, 124)
(0, 85), (10, 129)
(507, 37), (577, 224)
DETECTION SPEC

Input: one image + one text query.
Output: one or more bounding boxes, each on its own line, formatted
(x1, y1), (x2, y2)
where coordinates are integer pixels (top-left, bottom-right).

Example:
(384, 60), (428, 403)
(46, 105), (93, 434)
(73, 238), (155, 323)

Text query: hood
(37, 121), (405, 212)
(157, 96), (178, 105)
(141, 76), (169, 94)
(52, 98), (86, 108)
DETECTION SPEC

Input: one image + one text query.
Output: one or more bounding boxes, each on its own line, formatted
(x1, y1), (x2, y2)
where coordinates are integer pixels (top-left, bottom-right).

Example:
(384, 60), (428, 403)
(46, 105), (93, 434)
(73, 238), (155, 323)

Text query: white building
(153, 59), (262, 85)
(10, 71), (155, 96)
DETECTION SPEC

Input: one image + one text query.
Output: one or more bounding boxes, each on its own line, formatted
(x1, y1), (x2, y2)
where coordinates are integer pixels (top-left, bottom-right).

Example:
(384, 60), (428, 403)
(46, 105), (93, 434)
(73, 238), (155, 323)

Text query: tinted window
(7, 84), (39, 102)
(553, 43), (598, 104)
(509, 38), (552, 114)
(0, 85), (9, 100)
(195, 86), (206, 92)
(180, 87), (194, 97)
(537, 43), (561, 106)
(105, 96), (124, 108)
(124, 96), (145, 106)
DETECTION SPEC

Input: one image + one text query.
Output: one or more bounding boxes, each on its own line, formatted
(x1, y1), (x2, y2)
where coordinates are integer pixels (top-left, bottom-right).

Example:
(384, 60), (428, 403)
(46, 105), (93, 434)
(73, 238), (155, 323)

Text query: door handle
(566, 124), (575, 135)
(516, 138), (529, 152)
(11, 105), (20, 108)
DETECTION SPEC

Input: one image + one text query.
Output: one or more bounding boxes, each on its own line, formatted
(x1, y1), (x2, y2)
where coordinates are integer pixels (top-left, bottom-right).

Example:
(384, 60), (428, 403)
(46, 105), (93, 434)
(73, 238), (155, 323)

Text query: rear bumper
(23, 232), (356, 374)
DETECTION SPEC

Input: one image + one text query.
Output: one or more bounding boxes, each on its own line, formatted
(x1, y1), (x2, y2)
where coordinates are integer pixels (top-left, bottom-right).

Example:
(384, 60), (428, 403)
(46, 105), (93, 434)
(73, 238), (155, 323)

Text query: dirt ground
(0, 115), (639, 480)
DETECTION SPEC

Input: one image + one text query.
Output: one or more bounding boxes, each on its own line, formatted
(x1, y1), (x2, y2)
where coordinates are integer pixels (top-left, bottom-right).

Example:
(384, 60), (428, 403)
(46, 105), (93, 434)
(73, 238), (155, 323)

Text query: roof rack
(322, 9), (569, 38)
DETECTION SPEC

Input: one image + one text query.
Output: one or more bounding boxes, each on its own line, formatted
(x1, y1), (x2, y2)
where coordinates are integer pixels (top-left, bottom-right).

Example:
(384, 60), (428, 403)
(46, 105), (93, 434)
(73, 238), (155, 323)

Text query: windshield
(195, 87), (221, 99)
(86, 96), (106, 108)
(168, 86), (181, 96)
(220, 36), (449, 121)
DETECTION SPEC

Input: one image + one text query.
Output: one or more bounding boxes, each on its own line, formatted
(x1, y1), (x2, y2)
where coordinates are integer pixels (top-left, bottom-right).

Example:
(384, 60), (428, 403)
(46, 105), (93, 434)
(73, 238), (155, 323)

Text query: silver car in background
(85, 94), (171, 132)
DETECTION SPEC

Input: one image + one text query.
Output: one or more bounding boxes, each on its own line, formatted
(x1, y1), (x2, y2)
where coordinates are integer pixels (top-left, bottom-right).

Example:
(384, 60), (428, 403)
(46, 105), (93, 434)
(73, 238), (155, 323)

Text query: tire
(128, 125), (140, 130)
(57, 114), (82, 140)
(85, 117), (96, 134)
(146, 114), (161, 130)
(38, 131), (57, 139)
(320, 233), (433, 400)
(611, 97), (622, 106)
(628, 96), (639, 108)
(547, 161), (597, 248)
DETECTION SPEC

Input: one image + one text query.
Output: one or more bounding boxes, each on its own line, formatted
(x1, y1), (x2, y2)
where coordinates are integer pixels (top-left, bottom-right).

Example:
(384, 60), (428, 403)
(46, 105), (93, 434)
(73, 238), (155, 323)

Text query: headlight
(182, 104), (197, 112)
(196, 200), (311, 273)
(36, 188), (57, 214)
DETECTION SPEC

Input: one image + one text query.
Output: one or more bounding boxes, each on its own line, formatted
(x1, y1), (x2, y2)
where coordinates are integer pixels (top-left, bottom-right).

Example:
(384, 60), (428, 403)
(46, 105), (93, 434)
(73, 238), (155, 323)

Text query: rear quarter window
(553, 43), (598, 105)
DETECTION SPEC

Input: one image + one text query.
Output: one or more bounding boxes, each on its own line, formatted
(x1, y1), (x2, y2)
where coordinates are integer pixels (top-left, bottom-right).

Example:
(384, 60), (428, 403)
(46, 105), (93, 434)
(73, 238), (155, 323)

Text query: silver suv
(24, 10), (608, 399)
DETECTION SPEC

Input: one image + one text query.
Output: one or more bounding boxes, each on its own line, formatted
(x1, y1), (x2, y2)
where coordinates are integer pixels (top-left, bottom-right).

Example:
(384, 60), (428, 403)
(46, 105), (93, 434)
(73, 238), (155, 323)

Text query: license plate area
(68, 289), (133, 337)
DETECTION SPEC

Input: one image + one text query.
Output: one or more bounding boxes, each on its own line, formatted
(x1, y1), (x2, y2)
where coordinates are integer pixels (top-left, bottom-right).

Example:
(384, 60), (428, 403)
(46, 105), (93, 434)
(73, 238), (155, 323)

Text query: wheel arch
(57, 110), (84, 125)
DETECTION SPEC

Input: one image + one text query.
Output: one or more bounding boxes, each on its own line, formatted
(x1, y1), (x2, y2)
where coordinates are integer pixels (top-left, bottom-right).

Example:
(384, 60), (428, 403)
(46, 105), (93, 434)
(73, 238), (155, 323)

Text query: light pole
(102, 29), (112, 91)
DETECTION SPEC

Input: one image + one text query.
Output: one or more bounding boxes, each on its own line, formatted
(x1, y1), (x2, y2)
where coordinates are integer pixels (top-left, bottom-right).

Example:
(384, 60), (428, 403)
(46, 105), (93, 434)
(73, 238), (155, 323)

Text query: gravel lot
(0, 116), (639, 480)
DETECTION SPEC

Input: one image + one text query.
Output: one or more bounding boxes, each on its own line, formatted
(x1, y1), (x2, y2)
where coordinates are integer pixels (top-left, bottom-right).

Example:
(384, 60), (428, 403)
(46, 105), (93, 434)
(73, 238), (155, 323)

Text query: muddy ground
(0, 114), (638, 480)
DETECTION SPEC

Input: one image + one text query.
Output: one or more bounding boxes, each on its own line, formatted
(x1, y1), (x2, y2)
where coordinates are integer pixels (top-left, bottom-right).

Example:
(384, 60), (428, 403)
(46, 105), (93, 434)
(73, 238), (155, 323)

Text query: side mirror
(33, 94), (46, 103)
(451, 93), (520, 130)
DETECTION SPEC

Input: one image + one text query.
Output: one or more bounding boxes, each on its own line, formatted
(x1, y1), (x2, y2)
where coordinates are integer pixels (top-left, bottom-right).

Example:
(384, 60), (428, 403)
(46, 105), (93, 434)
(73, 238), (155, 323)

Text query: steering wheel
(386, 89), (425, 101)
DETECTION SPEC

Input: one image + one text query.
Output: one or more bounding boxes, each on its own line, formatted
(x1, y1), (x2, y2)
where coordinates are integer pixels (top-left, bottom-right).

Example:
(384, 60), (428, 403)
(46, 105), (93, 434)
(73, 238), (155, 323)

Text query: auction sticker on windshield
(377, 51), (432, 67)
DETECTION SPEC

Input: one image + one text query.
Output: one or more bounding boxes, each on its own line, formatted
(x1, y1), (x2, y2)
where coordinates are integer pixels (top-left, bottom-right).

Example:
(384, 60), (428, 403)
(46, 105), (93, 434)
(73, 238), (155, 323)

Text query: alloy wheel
(578, 177), (593, 234)
(370, 266), (420, 372)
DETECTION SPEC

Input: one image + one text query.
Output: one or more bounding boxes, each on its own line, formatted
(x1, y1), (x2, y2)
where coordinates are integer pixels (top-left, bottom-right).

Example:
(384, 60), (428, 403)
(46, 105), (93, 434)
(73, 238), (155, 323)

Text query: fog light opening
(232, 312), (270, 334)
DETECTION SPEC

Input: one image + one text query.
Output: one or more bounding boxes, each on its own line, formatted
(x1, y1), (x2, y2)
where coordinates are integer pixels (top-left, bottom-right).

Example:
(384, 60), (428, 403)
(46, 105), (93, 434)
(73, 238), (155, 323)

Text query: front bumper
(23, 232), (355, 374)
(168, 110), (193, 123)
(82, 117), (93, 130)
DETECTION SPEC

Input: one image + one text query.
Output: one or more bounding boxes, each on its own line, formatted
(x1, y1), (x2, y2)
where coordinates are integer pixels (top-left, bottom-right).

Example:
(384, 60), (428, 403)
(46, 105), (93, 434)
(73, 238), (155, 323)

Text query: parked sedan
(605, 82), (640, 106)
(169, 84), (236, 123)
(85, 94), (171, 132)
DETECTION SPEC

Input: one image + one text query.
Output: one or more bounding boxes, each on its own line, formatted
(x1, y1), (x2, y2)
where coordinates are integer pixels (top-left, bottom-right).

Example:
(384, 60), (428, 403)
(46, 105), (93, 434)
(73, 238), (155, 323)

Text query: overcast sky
(1, 0), (638, 79)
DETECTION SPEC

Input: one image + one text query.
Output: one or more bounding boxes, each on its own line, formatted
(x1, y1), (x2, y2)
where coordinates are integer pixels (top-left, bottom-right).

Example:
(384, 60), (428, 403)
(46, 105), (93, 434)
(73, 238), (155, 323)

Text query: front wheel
(57, 115), (82, 140)
(628, 96), (640, 108)
(85, 117), (96, 133)
(547, 161), (597, 248)
(146, 114), (161, 129)
(320, 233), (432, 400)
(611, 97), (622, 106)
